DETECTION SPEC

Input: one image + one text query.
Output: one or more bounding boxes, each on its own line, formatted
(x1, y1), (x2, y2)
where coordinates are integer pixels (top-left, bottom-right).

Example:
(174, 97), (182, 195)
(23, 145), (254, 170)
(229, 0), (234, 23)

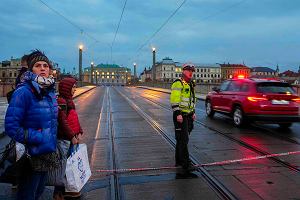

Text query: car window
(256, 82), (295, 94)
(220, 81), (230, 91)
(227, 81), (242, 92)
(240, 83), (250, 92)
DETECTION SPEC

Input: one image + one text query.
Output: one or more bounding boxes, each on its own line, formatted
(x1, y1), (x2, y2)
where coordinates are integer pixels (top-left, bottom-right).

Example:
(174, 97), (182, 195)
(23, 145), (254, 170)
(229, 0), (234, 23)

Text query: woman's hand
(71, 136), (78, 145)
(76, 134), (83, 143)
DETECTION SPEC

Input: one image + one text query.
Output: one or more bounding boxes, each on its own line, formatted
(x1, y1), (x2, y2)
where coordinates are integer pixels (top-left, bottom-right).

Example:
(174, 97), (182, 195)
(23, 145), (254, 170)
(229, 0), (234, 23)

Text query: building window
(9, 72), (12, 77)
(2, 72), (5, 77)
(163, 73), (166, 77)
(14, 72), (17, 77)
(197, 69), (199, 72)
(200, 69), (203, 73)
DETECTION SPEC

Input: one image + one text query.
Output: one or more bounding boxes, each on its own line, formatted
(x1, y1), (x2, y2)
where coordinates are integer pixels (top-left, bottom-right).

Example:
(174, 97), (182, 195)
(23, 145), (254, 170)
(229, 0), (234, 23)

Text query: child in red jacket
(54, 77), (83, 199)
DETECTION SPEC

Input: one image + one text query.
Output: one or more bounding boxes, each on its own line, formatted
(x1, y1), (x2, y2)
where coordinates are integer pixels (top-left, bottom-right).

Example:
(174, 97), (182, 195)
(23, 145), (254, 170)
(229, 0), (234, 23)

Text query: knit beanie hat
(27, 50), (52, 70)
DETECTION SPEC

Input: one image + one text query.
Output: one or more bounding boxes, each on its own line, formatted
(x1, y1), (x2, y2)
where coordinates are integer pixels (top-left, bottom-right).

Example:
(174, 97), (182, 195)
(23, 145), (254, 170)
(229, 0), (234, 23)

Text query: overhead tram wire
(37, 0), (100, 43)
(130, 0), (247, 66)
(136, 0), (187, 53)
(127, 0), (187, 66)
(110, 0), (128, 64)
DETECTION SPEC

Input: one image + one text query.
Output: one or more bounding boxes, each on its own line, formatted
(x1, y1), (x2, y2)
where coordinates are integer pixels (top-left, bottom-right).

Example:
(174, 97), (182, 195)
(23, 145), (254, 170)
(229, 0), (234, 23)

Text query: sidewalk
(0, 85), (96, 137)
(136, 86), (207, 100)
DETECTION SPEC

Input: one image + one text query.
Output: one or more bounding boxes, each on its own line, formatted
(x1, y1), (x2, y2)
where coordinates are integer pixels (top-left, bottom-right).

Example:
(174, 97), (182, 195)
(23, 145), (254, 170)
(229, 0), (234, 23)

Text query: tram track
(114, 87), (238, 200)
(107, 87), (122, 200)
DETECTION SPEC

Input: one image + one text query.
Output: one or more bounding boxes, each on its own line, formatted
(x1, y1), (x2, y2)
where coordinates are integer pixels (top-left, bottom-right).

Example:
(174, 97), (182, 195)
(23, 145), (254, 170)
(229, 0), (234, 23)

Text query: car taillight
(291, 98), (300, 103)
(247, 96), (268, 102)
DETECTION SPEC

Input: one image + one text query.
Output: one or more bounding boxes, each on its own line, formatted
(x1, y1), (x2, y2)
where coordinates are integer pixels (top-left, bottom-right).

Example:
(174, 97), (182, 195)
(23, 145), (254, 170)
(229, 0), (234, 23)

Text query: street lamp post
(90, 62), (94, 84)
(96, 71), (98, 85)
(78, 45), (83, 85)
(133, 62), (137, 79)
(152, 47), (156, 82)
(125, 70), (128, 85)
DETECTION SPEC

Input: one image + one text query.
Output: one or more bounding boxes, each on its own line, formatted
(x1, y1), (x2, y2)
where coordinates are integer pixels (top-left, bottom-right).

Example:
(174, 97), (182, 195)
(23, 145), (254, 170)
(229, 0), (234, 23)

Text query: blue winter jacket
(5, 80), (58, 156)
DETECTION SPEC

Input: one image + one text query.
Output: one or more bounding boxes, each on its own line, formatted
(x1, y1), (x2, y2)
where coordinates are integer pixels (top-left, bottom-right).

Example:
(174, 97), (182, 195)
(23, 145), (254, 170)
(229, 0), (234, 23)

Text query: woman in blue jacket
(5, 50), (58, 200)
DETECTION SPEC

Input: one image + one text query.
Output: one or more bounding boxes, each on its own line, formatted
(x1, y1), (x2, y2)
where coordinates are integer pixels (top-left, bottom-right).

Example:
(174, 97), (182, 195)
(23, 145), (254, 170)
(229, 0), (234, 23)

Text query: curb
(0, 86), (96, 138)
(73, 86), (96, 99)
(136, 86), (206, 101)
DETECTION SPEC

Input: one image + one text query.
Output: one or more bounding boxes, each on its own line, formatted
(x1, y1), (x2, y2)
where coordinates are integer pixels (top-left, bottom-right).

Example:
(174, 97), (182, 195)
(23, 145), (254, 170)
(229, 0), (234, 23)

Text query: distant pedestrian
(170, 63), (198, 178)
(5, 50), (59, 200)
(15, 54), (29, 87)
(53, 77), (83, 199)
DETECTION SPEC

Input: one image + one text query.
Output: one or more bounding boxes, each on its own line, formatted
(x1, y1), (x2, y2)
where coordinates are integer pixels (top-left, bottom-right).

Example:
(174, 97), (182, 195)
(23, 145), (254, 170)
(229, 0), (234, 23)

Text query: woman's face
(71, 84), (76, 96)
(32, 61), (50, 77)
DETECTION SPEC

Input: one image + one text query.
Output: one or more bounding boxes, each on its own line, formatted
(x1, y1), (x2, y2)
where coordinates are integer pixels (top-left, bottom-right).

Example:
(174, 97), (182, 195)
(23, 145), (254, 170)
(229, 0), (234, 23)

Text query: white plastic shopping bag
(16, 142), (25, 161)
(65, 144), (91, 192)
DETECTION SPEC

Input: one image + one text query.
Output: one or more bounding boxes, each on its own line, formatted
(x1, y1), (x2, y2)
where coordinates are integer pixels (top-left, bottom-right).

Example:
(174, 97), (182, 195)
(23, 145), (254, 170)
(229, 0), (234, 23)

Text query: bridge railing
(133, 82), (220, 95)
(134, 82), (300, 96)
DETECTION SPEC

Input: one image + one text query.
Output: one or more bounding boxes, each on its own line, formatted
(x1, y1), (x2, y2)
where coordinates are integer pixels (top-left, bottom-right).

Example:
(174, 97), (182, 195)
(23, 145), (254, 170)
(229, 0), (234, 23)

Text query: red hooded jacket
(57, 78), (83, 140)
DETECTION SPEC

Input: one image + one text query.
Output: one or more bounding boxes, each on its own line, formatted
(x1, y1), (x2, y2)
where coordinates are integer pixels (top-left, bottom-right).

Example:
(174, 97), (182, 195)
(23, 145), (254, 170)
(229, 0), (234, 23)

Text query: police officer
(170, 63), (197, 178)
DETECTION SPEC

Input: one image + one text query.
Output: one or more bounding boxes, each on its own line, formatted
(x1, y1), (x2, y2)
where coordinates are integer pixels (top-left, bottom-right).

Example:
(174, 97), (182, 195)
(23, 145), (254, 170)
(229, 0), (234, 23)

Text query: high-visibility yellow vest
(170, 78), (196, 114)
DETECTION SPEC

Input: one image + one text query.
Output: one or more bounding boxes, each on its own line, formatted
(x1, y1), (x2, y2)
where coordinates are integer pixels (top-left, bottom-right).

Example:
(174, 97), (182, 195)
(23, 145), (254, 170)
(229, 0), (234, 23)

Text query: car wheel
(205, 100), (215, 118)
(278, 123), (292, 129)
(233, 106), (244, 127)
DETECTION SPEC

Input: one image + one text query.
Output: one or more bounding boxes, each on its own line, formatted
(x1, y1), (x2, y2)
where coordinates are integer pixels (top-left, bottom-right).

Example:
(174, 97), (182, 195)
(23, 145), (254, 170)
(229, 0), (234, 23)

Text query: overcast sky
(1, 0), (300, 74)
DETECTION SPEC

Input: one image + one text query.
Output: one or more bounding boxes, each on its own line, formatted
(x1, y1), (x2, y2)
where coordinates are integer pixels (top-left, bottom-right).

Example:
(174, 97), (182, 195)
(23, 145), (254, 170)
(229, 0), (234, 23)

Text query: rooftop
(251, 67), (276, 73)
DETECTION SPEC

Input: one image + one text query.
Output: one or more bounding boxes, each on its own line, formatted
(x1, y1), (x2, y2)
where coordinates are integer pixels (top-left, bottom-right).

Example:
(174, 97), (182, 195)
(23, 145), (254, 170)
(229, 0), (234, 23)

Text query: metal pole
(79, 47), (83, 83)
(134, 63), (137, 79)
(90, 62), (94, 84)
(152, 49), (156, 82)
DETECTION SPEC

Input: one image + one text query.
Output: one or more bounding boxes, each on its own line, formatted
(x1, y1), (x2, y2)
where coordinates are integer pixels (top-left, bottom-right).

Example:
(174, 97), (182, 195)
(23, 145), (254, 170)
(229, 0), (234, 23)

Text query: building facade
(279, 68), (300, 85)
(250, 67), (279, 78)
(83, 64), (131, 85)
(220, 63), (251, 80)
(153, 57), (222, 83)
(0, 57), (22, 84)
(140, 67), (152, 82)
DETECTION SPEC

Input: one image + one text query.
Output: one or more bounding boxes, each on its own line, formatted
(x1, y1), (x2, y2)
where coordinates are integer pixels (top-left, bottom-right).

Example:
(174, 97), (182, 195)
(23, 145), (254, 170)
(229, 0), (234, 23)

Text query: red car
(205, 78), (300, 128)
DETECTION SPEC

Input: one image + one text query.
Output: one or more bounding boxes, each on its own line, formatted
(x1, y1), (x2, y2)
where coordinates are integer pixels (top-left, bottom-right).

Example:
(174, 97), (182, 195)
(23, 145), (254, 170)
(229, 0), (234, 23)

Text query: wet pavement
(1, 86), (300, 200)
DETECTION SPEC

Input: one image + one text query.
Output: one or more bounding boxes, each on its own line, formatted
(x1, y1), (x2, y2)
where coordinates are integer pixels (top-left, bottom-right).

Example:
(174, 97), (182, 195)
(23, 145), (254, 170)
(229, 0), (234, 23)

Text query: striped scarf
(21, 71), (55, 88)
(34, 75), (55, 88)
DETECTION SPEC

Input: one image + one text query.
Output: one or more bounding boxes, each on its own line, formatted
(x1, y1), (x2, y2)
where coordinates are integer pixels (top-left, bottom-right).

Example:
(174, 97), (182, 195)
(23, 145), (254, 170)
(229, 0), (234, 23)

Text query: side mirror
(212, 87), (220, 92)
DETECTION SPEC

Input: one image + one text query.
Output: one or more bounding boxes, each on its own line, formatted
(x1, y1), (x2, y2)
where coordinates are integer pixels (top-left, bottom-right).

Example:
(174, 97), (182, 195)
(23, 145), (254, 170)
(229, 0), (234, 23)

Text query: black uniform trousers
(173, 112), (194, 170)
